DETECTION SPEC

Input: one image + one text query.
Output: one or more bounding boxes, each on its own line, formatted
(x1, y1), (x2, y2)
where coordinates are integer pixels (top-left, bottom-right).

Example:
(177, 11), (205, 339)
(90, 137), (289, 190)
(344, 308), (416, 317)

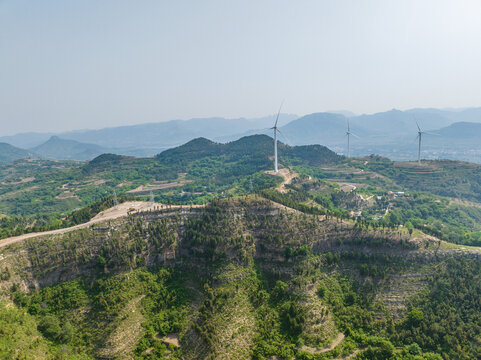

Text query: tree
(405, 342), (422, 355)
(406, 308), (424, 327)
(405, 221), (414, 235)
(60, 321), (74, 343)
(38, 315), (62, 341)
(273, 281), (288, 299)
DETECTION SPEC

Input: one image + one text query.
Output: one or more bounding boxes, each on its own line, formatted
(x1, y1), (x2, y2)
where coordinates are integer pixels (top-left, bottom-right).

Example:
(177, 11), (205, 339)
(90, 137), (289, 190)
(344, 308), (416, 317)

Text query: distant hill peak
(183, 137), (217, 146)
(156, 134), (341, 168)
(0, 142), (34, 163)
(89, 153), (129, 164)
(227, 134), (273, 144)
(32, 136), (108, 161)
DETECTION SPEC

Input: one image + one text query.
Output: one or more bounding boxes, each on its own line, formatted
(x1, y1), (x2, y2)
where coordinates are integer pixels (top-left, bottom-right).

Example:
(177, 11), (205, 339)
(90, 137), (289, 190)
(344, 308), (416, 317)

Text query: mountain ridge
(0, 142), (35, 163)
(2, 107), (481, 162)
(31, 136), (108, 161)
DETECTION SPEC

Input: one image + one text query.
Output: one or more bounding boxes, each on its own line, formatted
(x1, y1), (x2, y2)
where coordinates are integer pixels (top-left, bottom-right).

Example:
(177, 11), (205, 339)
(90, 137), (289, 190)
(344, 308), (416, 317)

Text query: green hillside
(3, 136), (481, 248)
(0, 135), (341, 218)
(0, 142), (33, 163)
(0, 197), (477, 359)
(157, 134), (342, 166)
(2, 134), (481, 358)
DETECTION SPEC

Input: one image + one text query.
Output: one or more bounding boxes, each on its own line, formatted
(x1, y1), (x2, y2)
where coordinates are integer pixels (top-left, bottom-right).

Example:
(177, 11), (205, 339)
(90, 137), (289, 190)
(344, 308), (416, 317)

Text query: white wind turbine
(346, 120), (359, 158)
(415, 122), (437, 165)
(271, 102), (284, 173)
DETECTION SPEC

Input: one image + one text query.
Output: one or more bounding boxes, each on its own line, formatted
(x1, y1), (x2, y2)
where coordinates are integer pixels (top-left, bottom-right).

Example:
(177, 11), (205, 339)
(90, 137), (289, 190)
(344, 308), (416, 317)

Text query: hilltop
(31, 136), (108, 161)
(157, 135), (342, 166)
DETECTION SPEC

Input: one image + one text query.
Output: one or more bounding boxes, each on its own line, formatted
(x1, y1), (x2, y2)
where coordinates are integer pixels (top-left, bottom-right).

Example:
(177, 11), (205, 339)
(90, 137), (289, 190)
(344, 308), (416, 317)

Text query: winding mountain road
(0, 201), (196, 248)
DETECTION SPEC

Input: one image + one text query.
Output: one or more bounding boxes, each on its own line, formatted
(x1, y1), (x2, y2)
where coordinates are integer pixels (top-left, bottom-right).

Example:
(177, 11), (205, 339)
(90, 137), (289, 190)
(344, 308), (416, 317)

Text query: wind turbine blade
(347, 119), (350, 132)
(274, 100), (284, 127)
(423, 132), (439, 136)
(350, 132), (360, 139)
(416, 121), (421, 132)
(276, 129), (291, 145)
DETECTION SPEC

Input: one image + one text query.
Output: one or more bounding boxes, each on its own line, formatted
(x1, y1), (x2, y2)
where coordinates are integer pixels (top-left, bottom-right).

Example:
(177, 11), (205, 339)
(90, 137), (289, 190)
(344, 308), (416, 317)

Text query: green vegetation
(1, 197), (477, 359)
(8, 269), (190, 359)
(365, 158), (481, 203)
(0, 135), (338, 216)
(3, 136), (481, 358)
(0, 195), (134, 240)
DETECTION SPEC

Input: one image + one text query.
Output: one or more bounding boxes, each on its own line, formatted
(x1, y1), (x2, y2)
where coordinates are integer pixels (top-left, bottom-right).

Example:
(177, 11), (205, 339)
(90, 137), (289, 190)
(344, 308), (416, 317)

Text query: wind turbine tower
(415, 122), (437, 165)
(417, 123), (423, 165)
(345, 120), (359, 158)
(271, 102), (284, 173)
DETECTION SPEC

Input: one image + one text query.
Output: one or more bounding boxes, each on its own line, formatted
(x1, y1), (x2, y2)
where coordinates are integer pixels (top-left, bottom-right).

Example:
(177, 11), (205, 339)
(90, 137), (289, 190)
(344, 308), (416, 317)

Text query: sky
(1, 0), (481, 135)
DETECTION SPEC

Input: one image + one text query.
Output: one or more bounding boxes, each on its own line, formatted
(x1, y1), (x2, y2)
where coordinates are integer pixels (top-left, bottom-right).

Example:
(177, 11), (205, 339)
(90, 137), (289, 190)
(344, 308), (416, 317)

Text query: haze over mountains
(31, 136), (108, 161)
(0, 143), (34, 163)
(1, 107), (481, 163)
(1, 114), (296, 151)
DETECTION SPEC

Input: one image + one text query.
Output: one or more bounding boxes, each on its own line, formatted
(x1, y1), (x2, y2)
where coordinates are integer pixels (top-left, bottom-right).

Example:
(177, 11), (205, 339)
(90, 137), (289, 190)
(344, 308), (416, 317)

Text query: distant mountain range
(0, 114), (296, 150)
(1, 107), (481, 163)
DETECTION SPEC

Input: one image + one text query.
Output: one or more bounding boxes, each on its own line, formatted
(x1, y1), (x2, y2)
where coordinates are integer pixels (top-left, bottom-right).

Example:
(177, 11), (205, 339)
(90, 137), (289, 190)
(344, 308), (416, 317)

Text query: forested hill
(0, 135), (341, 220)
(156, 134), (343, 166)
(1, 197), (479, 359)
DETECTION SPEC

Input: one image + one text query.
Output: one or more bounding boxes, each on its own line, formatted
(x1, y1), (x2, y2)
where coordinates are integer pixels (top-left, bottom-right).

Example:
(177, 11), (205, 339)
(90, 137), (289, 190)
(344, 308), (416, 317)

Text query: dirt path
(162, 334), (180, 347)
(265, 168), (298, 193)
(0, 201), (202, 248)
(301, 332), (345, 354)
(126, 180), (191, 193)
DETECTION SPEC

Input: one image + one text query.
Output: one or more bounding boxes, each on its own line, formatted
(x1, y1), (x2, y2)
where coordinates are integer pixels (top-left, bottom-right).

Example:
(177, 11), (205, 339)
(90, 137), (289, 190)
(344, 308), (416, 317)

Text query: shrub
(38, 315), (62, 341)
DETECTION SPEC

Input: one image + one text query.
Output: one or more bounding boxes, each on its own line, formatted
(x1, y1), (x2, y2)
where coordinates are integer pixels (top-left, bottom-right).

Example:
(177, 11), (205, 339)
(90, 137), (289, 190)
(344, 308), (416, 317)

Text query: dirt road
(0, 201), (194, 248)
(300, 332), (345, 354)
(265, 168), (298, 193)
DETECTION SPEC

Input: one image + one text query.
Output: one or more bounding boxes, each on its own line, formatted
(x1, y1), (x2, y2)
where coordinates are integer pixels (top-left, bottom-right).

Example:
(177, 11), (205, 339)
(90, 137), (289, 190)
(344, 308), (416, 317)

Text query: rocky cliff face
(0, 197), (430, 294)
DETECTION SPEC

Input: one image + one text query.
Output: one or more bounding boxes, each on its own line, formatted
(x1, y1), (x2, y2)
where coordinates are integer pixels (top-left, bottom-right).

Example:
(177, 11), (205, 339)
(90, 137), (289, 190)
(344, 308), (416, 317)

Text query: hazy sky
(1, 0), (481, 135)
